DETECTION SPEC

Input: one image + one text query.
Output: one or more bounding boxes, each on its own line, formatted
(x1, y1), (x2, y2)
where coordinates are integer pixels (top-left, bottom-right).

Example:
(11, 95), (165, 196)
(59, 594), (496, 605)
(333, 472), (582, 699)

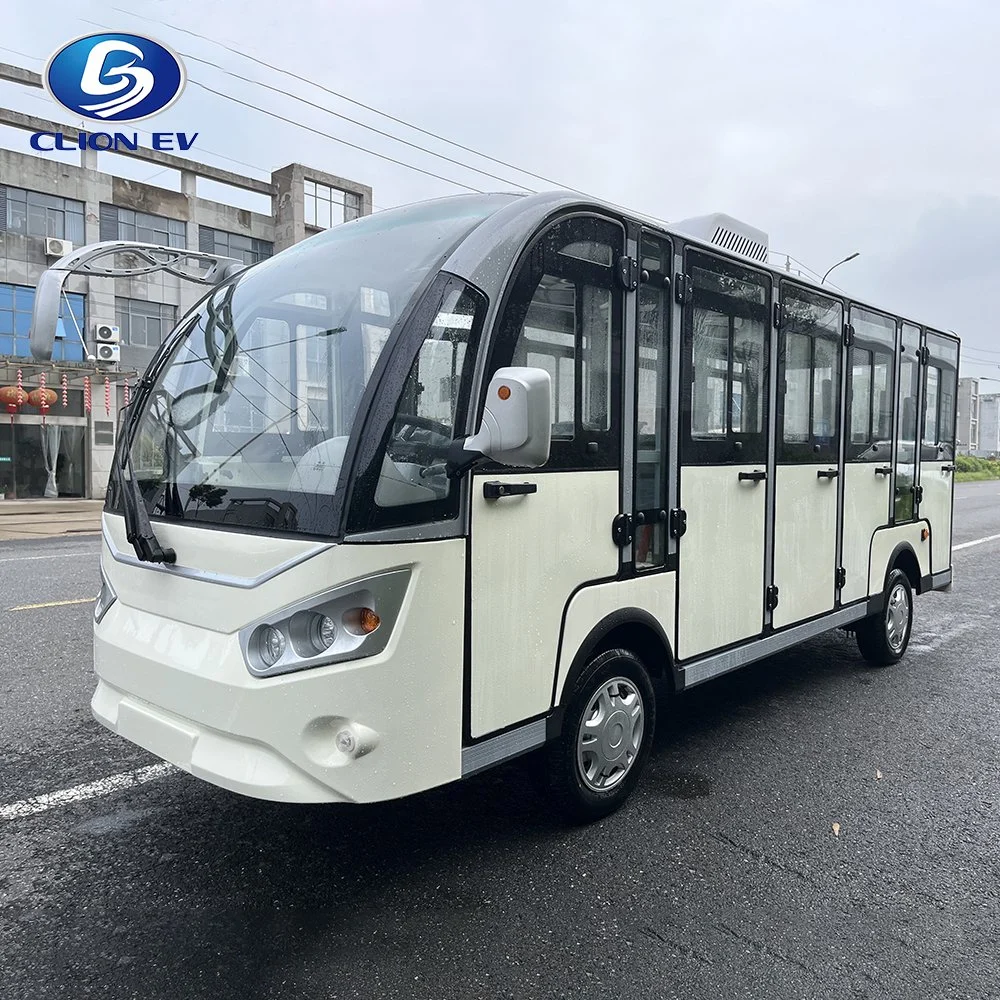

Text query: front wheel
(545, 648), (655, 822)
(856, 568), (913, 666)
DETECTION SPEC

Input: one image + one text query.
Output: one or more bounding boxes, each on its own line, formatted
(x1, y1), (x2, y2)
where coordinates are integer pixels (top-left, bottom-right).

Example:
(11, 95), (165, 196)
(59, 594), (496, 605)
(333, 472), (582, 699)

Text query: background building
(975, 392), (999, 458)
(956, 377), (979, 455)
(0, 62), (371, 500)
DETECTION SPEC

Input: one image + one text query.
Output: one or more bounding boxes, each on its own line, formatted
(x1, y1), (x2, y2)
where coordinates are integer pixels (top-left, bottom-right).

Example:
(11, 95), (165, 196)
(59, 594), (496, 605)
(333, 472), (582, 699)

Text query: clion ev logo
(44, 32), (186, 123)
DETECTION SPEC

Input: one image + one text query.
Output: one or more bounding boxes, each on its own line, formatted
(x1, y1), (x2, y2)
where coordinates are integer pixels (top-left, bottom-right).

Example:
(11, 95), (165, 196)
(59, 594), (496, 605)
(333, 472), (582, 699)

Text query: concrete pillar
(80, 146), (99, 172)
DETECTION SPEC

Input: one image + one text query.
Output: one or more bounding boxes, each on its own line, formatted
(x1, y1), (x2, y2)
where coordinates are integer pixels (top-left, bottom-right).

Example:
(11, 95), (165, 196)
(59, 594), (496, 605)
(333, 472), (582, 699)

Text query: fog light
(343, 607), (380, 635)
(336, 729), (356, 754)
(309, 613), (338, 652)
(257, 625), (286, 667)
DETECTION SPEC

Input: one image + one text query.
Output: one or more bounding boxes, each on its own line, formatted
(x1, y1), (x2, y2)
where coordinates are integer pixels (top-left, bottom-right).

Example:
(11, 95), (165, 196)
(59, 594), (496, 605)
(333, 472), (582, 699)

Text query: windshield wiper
(116, 402), (176, 565)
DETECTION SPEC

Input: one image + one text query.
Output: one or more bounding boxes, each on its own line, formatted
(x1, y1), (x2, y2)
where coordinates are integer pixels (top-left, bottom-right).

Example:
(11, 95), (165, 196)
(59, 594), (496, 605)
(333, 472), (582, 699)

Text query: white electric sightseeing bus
(33, 192), (959, 820)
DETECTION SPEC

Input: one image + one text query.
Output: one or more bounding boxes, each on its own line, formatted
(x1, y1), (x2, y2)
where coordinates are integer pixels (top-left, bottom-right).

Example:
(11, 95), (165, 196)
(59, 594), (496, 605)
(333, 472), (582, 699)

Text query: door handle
(816, 468), (839, 480)
(483, 481), (537, 500)
(738, 470), (767, 483)
(874, 466), (893, 477)
(941, 464), (956, 473)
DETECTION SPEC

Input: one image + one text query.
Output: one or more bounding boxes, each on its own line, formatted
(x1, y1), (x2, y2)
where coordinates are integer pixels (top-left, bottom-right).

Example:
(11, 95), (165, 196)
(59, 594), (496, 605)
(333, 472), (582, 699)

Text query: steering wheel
(388, 413), (453, 463)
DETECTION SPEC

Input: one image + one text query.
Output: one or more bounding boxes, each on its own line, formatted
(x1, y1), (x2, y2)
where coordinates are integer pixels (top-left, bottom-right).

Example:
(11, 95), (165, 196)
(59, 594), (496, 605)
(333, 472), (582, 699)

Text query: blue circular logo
(44, 33), (186, 123)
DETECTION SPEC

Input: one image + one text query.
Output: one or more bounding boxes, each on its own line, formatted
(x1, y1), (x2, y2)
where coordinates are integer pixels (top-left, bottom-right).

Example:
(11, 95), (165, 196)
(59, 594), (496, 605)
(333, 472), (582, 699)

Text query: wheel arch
(549, 608), (676, 738)
(885, 541), (922, 595)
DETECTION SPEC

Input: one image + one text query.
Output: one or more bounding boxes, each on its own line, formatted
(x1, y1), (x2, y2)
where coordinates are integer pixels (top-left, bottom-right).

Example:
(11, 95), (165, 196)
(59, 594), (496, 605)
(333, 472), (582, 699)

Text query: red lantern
(0, 386), (21, 424)
(27, 387), (58, 410)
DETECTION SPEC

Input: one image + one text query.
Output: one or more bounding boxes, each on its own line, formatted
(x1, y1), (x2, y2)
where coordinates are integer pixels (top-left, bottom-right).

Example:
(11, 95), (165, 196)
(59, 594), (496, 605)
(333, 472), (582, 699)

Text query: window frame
(680, 247), (772, 466)
(2, 185), (85, 243)
(478, 212), (625, 472)
(776, 281), (843, 464)
(0, 282), (85, 360)
(845, 304), (898, 463)
(115, 297), (178, 350)
(345, 273), (490, 533)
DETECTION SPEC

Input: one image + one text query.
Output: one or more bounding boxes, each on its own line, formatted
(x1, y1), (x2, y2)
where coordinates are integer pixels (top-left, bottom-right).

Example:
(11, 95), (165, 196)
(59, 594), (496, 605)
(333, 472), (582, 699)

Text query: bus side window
(488, 216), (623, 470)
(846, 306), (897, 462)
(681, 250), (770, 465)
(776, 283), (843, 463)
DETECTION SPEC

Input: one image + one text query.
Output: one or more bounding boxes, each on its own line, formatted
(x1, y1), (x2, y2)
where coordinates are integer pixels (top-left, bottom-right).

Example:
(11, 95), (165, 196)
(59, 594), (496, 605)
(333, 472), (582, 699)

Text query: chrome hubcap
(885, 582), (910, 652)
(576, 677), (644, 791)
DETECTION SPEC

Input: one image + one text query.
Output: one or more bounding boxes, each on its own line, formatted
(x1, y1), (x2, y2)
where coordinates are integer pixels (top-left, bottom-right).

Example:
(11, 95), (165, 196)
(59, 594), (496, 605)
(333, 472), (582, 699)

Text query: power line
(187, 78), (486, 193)
(177, 51), (534, 193)
(77, 17), (532, 192)
(109, 7), (586, 196)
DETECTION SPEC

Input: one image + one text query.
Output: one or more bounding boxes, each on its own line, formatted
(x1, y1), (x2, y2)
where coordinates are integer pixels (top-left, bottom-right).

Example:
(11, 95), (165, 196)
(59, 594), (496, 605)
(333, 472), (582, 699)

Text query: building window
(198, 226), (273, 265)
(115, 297), (177, 350)
(0, 283), (85, 361)
(100, 204), (186, 248)
(1, 185), (85, 244)
(304, 180), (362, 229)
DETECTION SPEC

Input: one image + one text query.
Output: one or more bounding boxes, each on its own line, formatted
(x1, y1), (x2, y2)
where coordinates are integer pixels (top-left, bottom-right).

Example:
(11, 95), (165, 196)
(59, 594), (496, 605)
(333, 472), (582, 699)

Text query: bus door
(841, 307), (896, 605)
(467, 215), (625, 739)
(676, 250), (772, 660)
(893, 323), (923, 523)
(771, 284), (843, 629)
(920, 331), (959, 573)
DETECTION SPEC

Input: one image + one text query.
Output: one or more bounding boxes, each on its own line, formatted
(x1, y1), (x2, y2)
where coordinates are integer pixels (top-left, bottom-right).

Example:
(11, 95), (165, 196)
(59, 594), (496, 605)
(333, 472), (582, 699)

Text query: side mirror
(449, 367), (551, 475)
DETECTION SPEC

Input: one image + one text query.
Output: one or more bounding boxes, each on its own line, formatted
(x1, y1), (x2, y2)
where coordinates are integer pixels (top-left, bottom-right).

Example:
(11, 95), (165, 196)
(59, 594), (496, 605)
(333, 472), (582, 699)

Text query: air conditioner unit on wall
(44, 237), (73, 258)
(96, 343), (120, 364)
(94, 323), (121, 344)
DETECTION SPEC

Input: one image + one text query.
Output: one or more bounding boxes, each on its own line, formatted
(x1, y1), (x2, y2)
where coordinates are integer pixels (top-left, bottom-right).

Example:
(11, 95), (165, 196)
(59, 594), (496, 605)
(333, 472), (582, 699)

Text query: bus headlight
(238, 568), (411, 678)
(94, 568), (117, 624)
(256, 625), (286, 667)
(309, 614), (338, 652)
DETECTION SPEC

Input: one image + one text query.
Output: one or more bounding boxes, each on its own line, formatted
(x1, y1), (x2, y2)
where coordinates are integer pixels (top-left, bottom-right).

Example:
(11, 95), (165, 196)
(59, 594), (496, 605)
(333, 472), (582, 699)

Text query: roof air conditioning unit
(94, 323), (121, 344)
(44, 237), (73, 258)
(96, 343), (121, 364)
(672, 213), (769, 263)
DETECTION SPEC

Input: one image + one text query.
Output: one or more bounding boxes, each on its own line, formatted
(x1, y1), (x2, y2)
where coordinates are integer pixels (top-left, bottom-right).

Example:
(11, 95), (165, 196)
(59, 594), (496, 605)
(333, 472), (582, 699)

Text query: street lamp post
(822, 251), (860, 284)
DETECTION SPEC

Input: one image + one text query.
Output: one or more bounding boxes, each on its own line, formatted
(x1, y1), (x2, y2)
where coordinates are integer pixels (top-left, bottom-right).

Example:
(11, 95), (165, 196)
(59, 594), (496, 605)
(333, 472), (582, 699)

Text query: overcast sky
(3, 0), (1000, 381)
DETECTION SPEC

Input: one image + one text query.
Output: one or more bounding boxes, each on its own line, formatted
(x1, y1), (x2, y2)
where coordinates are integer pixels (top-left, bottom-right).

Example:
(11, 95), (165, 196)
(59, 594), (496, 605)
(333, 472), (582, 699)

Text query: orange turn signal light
(344, 607), (381, 635)
(497, 384), (511, 400)
(921, 528), (929, 541)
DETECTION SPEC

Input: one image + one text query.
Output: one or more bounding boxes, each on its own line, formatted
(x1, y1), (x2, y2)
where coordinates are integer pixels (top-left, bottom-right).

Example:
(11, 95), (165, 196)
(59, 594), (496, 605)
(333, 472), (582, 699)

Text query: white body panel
(677, 465), (766, 660)
(921, 461), (954, 573)
(469, 470), (619, 737)
(841, 463), (891, 604)
(93, 514), (466, 803)
(772, 465), (838, 628)
(868, 522), (930, 595)
(555, 572), (677, 704)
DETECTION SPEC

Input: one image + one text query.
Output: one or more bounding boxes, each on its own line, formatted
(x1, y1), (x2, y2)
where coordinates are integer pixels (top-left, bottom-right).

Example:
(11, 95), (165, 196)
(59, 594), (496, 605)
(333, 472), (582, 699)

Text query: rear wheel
(856, 568), (913, 665)
(545, 648), (655, 822)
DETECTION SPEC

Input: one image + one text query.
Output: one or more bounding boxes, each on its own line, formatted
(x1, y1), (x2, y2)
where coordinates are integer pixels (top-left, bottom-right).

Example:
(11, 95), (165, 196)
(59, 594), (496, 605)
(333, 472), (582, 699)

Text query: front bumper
(92, 532), (467, 804)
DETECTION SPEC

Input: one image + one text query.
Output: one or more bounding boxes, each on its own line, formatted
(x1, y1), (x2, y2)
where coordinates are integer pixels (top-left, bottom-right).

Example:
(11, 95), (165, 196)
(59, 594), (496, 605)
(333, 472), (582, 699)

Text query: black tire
(856, 568), (913, 666)
(545, 648), (655, 823)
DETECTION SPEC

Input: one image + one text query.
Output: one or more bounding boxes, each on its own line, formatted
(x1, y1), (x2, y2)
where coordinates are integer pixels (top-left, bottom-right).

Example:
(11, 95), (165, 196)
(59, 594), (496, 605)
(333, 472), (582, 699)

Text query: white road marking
(0, 763), (177, 822)
(953, 533), (1000, 552)
(0, 550), (99, 564)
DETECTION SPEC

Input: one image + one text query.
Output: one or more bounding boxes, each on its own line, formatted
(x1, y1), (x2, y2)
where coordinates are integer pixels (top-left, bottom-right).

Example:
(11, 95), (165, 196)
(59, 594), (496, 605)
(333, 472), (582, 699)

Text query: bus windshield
(122, 195), (508, 538)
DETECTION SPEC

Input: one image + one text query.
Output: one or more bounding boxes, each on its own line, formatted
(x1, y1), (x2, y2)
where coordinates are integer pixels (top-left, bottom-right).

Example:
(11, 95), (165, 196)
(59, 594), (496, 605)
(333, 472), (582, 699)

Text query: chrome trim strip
(102, 521), (333, 589)
(681, 604), (869, 689)
(462, 718), (548, 777)
(931, 568), (952, 591)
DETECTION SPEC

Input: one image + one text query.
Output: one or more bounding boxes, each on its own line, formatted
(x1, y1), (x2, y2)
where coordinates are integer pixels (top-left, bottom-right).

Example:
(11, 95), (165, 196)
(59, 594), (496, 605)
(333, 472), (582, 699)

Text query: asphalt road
(2, 481), (999, 1000)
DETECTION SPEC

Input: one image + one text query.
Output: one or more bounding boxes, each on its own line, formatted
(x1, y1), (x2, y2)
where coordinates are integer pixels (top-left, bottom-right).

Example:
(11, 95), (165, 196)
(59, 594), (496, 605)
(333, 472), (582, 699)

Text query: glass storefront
(0, 420), (87, 499)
